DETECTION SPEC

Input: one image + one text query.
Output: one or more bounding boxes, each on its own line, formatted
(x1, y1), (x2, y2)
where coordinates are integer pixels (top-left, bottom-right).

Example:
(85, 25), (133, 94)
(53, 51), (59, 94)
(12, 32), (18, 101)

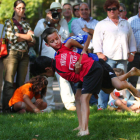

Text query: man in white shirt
(93, 0), (136, 109)
(34, 2), (76, 111)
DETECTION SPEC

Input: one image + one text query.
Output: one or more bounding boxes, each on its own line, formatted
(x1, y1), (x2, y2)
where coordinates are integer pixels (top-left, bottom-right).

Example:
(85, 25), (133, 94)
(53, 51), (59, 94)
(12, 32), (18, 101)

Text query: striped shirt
(128, 14), (140, 52)
(4, 19), (31, 51)
(71, 17), (98, 49)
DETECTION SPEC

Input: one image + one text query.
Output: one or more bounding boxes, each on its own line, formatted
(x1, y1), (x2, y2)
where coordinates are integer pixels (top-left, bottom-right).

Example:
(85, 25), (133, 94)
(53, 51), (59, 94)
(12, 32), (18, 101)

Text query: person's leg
(98, 90), (109, 109)
(16, 52), (29, 88)
(98, 58), (116, 109)
(73, 89), (82, 131)
(111, 77), (140, 98)
(118, 67), (140, 81)
(0, 59), (4, 107)
(2, 50), (19, 111)
(115, 99), (131, 111)
(89, 94), (98, 106)
(42, 76), (55, 111)
(55, 72), (76, 111)
(127, 54), (140, 88)
(77, 93), (92, 136)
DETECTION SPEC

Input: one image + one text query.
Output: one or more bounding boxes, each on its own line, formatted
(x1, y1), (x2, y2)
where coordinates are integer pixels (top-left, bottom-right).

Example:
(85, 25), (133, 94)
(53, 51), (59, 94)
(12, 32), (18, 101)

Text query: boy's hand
(33, 107), (41, 113)
(75, 61), (82, 74)
(81, 50), (87, 55)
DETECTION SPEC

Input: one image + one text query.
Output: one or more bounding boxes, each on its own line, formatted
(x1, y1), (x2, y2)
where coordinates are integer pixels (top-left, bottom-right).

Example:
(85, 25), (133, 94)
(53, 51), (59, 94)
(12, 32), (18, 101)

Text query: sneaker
(98, 108), (103, 110)
(42, 107), (52, 113)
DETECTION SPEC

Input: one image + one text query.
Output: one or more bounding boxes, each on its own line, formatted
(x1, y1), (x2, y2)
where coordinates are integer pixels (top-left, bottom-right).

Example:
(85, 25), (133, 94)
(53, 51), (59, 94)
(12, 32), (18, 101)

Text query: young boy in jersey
(108, 68), (140, 113)
(9, 75), (48, 113)
(30, 27), (140, 136)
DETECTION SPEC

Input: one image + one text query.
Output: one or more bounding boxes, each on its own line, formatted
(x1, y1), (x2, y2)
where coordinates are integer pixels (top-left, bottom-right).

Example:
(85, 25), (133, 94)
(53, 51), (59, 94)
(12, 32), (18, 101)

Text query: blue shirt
(71, 17), (98, 49)
(128, 14), (140, 52)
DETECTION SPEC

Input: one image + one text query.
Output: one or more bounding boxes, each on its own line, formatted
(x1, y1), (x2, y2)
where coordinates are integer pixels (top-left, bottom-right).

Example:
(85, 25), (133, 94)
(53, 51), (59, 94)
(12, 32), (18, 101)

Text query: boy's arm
(82, 35), (91, 54)
(23, 94), (41, 113)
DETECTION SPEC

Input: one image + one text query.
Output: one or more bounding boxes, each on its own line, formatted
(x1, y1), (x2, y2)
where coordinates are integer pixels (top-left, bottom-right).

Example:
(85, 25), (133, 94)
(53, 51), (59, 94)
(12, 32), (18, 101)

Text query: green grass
(0, 106), (140, 140)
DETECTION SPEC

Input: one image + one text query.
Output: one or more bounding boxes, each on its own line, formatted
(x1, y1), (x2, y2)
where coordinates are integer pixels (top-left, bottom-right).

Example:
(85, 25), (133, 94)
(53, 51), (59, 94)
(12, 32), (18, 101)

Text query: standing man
(71, 2), (98, 49)
(63, 3), (77, 36)
(127, 2), (140, 88)
(93, 0), (136, 109)
(34, 2), (76, 111)
(119, 3), (128, 20)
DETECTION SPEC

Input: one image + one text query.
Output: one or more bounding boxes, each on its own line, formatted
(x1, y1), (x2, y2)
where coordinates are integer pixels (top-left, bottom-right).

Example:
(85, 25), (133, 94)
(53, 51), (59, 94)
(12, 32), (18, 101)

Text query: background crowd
(0, 0), (140, 115)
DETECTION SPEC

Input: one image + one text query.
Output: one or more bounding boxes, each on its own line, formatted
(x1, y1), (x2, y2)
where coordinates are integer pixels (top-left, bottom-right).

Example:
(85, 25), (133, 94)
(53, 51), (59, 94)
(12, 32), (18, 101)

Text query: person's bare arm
(15, 30), (34, 42)
(65, 38), (84, 49)
(96, 52), (107, 61)
(82, 25), (94, 37)
(81, 35), (91, 54)
(23, 94), (41, 113)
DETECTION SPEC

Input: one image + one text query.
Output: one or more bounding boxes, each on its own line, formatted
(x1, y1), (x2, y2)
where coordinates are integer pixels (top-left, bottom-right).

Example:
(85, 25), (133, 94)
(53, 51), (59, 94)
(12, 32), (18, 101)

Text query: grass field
(0, 106), (140, 140)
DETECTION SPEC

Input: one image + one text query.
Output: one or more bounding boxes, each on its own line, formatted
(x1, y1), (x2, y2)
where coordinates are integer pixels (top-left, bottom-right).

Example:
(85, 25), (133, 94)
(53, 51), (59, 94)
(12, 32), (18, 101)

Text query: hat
(45, 2), (62, 13)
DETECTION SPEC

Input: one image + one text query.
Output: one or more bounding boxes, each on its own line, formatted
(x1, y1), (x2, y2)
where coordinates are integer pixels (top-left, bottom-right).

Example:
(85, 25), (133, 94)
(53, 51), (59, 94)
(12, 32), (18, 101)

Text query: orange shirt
(9, 83), (41, 107)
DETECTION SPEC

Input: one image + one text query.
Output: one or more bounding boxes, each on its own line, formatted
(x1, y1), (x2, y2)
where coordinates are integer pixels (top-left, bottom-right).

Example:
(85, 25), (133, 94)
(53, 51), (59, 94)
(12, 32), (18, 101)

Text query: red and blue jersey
(55, 44), (94, 83)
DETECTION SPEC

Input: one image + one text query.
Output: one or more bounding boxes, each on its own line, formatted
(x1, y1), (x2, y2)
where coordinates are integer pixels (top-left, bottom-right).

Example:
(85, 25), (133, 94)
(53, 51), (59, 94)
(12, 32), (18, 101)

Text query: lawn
(0, 106), (140, 140)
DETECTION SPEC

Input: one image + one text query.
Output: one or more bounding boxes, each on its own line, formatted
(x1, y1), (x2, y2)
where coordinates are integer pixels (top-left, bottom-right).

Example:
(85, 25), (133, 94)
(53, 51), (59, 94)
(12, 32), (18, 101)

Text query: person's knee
(115, 99), (122, 106)
(116, 81), (127, 90)
(42, 102), (47, 109)
(14, 102), (25, 110)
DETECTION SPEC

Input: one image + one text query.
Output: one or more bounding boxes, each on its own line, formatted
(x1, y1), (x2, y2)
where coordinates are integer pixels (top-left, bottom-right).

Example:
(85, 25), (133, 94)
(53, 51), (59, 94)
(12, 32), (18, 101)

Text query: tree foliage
(0, 0), (54, 29)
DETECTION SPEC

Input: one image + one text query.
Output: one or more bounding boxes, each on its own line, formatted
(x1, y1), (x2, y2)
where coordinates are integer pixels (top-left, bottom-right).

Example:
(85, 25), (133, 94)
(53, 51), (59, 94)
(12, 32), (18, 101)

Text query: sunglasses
(107, 7), (117, 11)
(119, 10), (124, 12)
(74, 8), (79, 12)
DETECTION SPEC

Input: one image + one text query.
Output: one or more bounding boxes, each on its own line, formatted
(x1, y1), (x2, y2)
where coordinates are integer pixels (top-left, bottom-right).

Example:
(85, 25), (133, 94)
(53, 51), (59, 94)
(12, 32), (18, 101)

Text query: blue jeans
(98, 58), (127, 109)
(89, 95), (98, 106)
(127, 53), (140, 88)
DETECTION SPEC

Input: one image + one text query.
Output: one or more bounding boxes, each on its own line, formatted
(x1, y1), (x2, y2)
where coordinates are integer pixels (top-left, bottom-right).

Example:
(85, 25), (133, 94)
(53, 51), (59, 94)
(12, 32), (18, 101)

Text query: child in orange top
(9, 75), (48, 113)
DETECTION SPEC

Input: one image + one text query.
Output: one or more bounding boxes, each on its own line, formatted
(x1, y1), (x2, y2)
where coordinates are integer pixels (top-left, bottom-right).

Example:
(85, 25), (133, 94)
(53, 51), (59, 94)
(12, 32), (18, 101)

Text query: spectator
(73, 3), (80, 18)
(63, 3), (77, 36)
(71, 2), (98, 49)
(9, 75), (47, 113)
(108, 68), (140, 112)
(34, 2), (76, 111)
(93, 0), (136, 109)
(0, 24), (5, 110)
(127, 2), (140, 88)
(2, 0), (35, 112)
(119, 3), (128, 20)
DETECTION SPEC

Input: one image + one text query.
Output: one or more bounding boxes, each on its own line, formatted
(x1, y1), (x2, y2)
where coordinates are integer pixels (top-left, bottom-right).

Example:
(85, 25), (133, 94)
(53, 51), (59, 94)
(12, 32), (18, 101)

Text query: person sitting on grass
(30, 27), (140, 136)
(108, 68), (140, 113)
(9, 75), (48, 113)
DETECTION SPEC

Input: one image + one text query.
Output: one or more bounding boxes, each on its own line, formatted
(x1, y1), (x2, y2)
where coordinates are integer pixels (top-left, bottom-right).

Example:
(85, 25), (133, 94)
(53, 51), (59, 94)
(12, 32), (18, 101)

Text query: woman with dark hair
(9, 75), (48, 113)
(93, 0), (136, 110)
(2, 0), (36, 112)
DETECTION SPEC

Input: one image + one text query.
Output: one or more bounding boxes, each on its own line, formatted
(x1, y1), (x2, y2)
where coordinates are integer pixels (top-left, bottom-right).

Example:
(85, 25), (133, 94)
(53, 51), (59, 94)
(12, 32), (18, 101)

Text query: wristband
(130, 53), (135, 56)
(124, 98), (127, 101)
